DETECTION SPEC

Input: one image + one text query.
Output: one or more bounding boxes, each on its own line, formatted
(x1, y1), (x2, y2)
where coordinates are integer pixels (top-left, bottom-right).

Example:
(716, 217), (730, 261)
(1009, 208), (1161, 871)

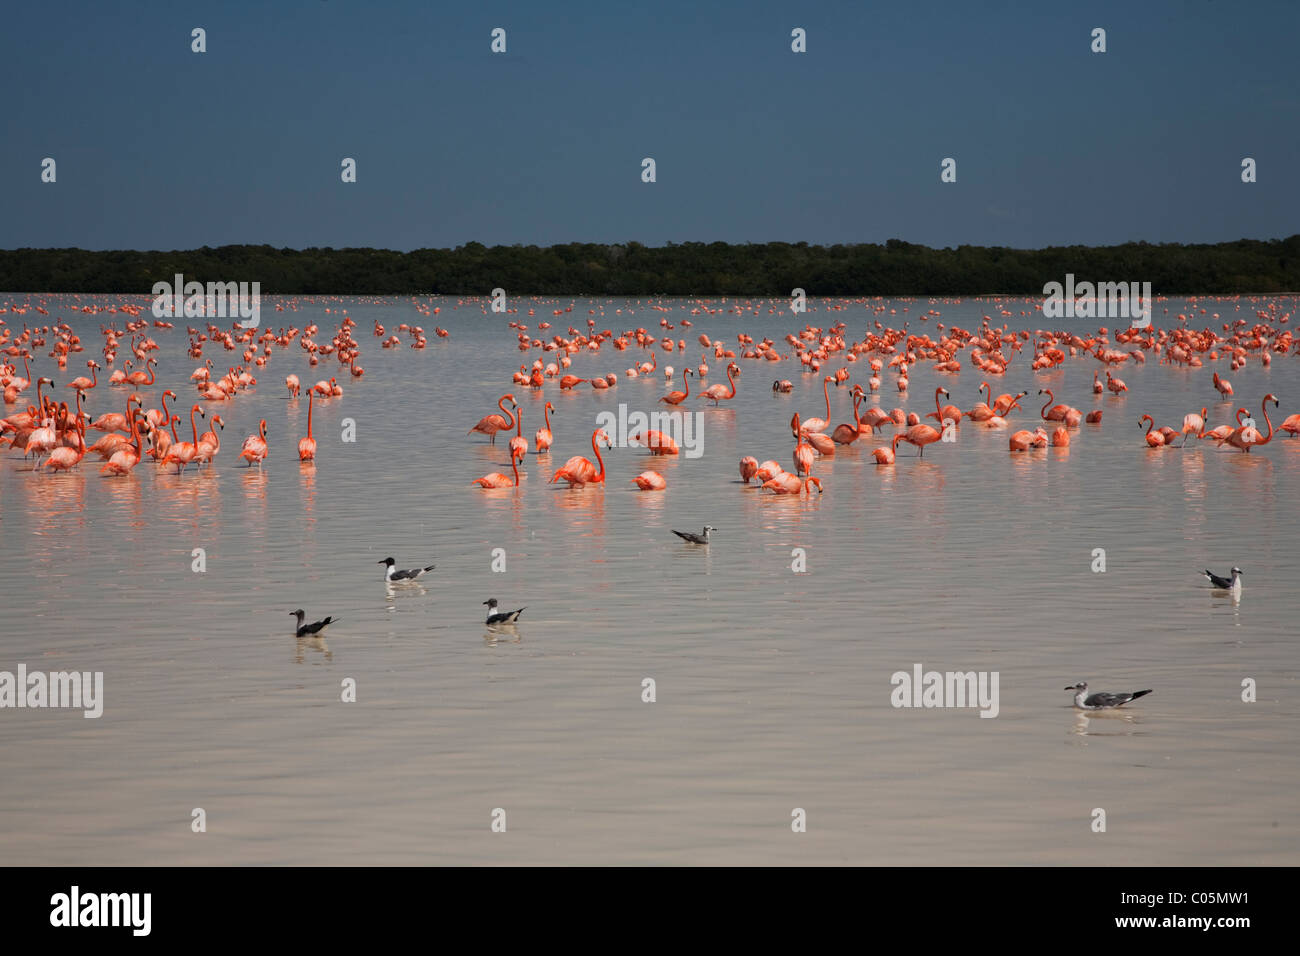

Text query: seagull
(1203, 566), (1243, 594)
(290, 609), (337, 638)
(672, 525), (716, 544)
(1064, 682), (1152, 710)
(483, 598), (525, 626)
(378, 556), (435, 583)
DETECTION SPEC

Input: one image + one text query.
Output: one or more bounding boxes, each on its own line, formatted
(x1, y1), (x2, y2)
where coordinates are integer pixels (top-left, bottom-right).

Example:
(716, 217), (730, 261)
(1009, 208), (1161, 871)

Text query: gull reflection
(1070, 709), (1142, 738)
(294, 635), (333, 663)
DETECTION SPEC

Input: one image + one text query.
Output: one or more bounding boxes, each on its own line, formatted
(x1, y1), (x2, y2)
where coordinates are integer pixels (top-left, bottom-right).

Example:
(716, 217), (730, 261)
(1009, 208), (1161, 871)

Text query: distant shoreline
(2, 238), (1297, 297)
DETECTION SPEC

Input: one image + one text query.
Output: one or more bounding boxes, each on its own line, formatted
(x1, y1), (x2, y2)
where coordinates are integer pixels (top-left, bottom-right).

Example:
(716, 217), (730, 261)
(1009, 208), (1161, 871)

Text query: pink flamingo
(239, 419), (269, 467)
(472, 448), (524, 488)
(162, 403), (205, 474)
(535, 401), (554, 453)
(631, 470), (667, 490)
(298, 392), (317, 461)
(701, 362), (739, 406)
(550, 428), (611, 487)
(468, 394), (517, 444)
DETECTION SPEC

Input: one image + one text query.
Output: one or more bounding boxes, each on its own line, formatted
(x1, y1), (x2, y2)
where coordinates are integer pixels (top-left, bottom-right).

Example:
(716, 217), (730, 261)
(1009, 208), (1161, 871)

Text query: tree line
(1, 237), (1297, 296)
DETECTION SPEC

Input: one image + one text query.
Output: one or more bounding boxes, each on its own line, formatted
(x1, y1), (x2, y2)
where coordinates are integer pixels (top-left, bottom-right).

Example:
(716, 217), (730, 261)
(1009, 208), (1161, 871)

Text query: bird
(483, 598), (525, 626)
(672, 526), (715, 544)
(290, 609), (337, 638)
(378, 557), (435, 583)
(1203, 566), (1243, 595)
(1065, 682), (1152, 711)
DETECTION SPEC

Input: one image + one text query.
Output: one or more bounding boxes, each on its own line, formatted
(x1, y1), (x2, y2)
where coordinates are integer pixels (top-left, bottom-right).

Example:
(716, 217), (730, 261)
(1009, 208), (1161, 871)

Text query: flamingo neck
(1258, 399), (1274, 442)
(592, 432), (605, 481)
(1041, 392), (1053, 417)
(307, 394), (313, 438)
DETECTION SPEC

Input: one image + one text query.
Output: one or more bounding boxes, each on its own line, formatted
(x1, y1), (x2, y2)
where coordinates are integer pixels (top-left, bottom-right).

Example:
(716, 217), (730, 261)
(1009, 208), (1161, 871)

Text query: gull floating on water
(1203, 566), (1243, 596)
(483, 598), (525, 626)
(672, 525), (716, 545)
(1065, 682), (1152, 710)
(291, 609), (337, 638)
(378, 556), (435, 583)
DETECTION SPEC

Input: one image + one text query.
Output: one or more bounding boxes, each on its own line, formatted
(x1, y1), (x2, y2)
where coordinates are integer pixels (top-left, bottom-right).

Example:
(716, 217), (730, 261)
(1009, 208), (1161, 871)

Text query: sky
(2, 0), (1297, 252)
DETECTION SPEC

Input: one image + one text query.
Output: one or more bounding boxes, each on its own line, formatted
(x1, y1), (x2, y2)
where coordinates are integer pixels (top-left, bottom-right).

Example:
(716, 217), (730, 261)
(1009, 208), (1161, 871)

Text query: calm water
(1, 294), (1297, 865)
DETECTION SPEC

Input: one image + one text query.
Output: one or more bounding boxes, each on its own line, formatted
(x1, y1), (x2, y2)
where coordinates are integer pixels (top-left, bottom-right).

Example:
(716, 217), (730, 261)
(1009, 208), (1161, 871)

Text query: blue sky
(3, 0), (1296, 251)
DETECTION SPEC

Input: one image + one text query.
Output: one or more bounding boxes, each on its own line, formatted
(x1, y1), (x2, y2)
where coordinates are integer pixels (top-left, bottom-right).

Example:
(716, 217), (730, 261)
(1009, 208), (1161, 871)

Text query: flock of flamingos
(1, 295), (1298, 501)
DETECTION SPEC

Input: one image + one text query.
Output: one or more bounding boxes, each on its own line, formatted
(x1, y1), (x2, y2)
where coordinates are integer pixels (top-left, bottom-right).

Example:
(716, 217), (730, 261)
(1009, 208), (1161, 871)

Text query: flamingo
(1213, 371), (1233, 398)
(1039, 389), (1073, 423)
(631, 470), (667, 490)
(739, 455), (759, 483)
(550, 428), (611, 487)
(45, 417), (86, 472)
(472, 448), (524, 488)
(1092, 371), (1103, 394)
(630, 429), (679, 455)
(701, 362), (739, 406)
(798, 376), (834, 434)
(967, 382), (995, 421)
(1278, 412), (1300, 437)
(791, 414), (816, 475)
(468, 394), (517, 444)
(871, 445), (895, 464)
(298, 391), (317, 461)
(831, 392), (864, 444)
(925, 386), (962, 428)
(891, 423), (943, 457)
(286, 373), (300, 397)
(660, 369), (691, 405)
(1105, 371), (1128, 394)
(1222, 394), (1278, 452)
(1009, 428), (1047, 452)
(196, 414), (225, 464)
(509, 404), (528, 460)
(239, 419), (269, 467)
(125, 357), (157, 386)
(535, 401), (554, 453)
(162, 404), (205, 474)
(1139, 414), (1166, 448)
(67, 360), (98, 392)
(23, 409), (58, 466)
(762, 473), (823, 495)
(1178, 408), (1207, 448)
(1202, 408), (1247, 443)
(101, 411), (144, 476)
(992, 390), (1027, 415)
